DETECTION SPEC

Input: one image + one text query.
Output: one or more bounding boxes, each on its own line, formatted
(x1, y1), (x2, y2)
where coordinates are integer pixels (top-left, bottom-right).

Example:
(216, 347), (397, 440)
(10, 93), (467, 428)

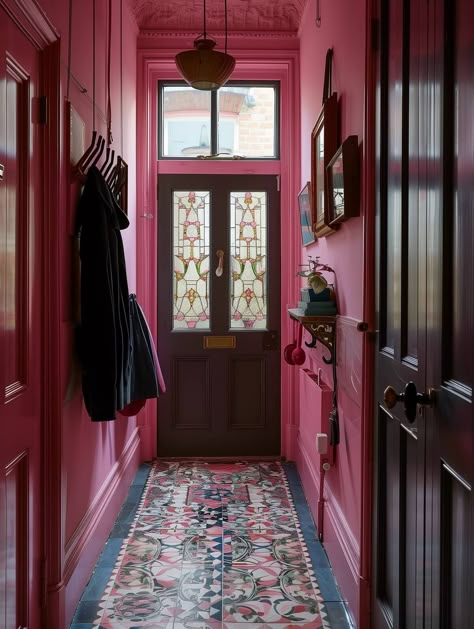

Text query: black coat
(76, 166), (130, 421)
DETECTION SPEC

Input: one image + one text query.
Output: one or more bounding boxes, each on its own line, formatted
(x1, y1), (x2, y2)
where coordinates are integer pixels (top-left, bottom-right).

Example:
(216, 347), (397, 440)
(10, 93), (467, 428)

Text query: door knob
(383, 381), (434, 423)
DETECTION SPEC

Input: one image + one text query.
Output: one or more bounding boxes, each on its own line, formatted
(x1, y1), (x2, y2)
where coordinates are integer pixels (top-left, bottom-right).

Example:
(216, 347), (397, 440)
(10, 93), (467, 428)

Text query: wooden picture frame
(298, 181), (315, 246)
(327, 135), (360, 226)
(311, 92), (338, 238)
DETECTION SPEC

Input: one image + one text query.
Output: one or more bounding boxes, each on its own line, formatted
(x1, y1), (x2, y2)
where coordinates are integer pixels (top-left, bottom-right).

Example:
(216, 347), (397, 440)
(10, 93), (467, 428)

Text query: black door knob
(383, 381), (434, 423)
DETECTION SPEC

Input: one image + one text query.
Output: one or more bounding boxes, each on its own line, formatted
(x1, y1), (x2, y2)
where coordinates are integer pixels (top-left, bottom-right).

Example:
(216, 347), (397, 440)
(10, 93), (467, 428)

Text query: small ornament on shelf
(296, 256), (337, 315)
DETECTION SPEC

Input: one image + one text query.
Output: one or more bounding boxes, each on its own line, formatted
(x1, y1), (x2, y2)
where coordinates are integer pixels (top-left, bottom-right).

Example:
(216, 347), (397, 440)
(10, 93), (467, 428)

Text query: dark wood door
(373, 0), (474, 627)
(0, 9), (43, 627)
(157, 174), (281, 456)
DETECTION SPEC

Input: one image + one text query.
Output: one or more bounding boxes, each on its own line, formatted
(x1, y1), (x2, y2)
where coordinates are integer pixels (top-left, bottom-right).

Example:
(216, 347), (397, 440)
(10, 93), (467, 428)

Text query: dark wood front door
(157, 174), (281, 457)
(373, 0), (473, 627)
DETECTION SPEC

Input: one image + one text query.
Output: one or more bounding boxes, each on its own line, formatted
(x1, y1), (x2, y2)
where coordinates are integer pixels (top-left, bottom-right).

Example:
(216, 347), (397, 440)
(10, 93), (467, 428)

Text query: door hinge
(33, 95), (48, 125)
(40, 557), (48, 608)
(371, 18), (379, 52)
(276, 175), (280, 191)
(0, 163), (4, 181)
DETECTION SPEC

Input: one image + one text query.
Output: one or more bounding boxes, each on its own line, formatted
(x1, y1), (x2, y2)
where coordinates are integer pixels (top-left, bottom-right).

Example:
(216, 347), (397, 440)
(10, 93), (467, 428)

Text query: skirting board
(296, 433), (360, 622)
(63, 427), (141, 622)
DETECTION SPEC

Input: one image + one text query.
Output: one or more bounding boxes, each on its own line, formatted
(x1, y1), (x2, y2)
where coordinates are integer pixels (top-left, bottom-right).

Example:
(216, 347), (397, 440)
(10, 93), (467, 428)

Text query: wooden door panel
(4, 451), (28, 629)
(375, 407), (422, 629)
(4, 55), (29, 400)
(157, 175), (280, 457)
(429, 1), (474, 625)
(172, 358), (211, 429)
(438, 464), (471, 628)
(375, 0), (474, 626)
(0, 11), (42, 627)
(228, 357), (265, 428)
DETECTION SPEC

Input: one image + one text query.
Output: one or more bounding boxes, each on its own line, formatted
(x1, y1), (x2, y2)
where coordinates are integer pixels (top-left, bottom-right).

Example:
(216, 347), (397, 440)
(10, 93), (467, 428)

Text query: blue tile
(324, 601), (354, 628)
(81, 566), (113, 601)
(97, 537), (123, 567)
(132, 463), (151, 485)
(116, 501), (138, 522)
(316, 566), (344, 601)
(124, 484), (146, 504)
(71, 600), (100, 623)
(109, 520), (133, 538)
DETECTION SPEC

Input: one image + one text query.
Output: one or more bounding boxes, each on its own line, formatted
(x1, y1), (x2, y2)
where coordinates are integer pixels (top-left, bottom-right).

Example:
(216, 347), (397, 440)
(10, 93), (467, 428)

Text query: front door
(0, 8), (44, 628)
(157, 174), (281, 457)
(373, 0), (473, 627)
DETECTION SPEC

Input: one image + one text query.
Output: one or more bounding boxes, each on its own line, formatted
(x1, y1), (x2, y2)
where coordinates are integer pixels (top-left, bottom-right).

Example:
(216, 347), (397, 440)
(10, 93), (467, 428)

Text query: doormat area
(93, 461), (331, 628)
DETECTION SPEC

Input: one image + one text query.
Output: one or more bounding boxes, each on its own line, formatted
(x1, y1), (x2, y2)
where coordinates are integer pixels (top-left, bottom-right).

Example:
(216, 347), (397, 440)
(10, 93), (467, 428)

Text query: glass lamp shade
(175, 38), (236, 90)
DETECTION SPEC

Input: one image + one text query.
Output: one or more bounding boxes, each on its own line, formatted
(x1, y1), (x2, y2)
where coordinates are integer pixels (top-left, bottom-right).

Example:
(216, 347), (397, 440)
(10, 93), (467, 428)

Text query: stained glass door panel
(158, 175), (280, 457)
(230, 191), (267, 329)
(173, 190), (210, 330)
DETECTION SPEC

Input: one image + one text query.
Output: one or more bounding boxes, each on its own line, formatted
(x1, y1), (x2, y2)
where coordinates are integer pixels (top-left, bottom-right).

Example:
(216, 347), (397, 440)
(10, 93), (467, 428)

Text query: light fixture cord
(203, 0), (207, 38)
(224, 0), (228, 53)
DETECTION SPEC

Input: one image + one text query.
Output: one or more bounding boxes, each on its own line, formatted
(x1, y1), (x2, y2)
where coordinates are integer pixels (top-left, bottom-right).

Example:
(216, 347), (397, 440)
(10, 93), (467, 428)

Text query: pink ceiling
(127, 0), (308, 33)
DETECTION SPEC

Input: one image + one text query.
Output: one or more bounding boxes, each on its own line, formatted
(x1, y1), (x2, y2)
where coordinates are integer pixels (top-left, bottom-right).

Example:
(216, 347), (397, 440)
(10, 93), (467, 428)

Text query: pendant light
(175, 0), (236, 91)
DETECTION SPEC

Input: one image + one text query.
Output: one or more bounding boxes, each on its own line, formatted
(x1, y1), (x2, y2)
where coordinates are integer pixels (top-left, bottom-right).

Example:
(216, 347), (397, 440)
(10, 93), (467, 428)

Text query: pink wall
(35, 0), (139, 624)
(296, 0), (367, 625)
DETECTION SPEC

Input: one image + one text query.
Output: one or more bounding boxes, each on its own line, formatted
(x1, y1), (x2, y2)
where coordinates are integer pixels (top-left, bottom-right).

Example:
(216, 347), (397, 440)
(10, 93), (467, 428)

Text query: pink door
(0, 9), (43, 627)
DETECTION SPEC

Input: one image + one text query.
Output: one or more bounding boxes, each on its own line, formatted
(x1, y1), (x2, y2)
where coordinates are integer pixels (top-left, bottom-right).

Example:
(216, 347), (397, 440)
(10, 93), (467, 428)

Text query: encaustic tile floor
(70, 461), (352, 629)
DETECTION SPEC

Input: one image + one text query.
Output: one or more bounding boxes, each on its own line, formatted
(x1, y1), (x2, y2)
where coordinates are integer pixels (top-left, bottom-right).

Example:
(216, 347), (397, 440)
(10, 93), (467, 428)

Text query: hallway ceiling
(127, 0), (308, 34)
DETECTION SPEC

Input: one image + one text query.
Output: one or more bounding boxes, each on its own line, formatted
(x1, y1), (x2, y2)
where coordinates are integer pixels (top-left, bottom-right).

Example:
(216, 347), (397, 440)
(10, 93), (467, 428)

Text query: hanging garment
(75, 166), (131, 421)
(135, 297), (166, 394)
(118, 295), (164, 418)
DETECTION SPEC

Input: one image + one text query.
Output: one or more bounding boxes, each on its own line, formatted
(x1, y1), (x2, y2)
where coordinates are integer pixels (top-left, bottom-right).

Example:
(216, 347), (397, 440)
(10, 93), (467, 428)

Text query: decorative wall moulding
(1, 0), (59, 48)
(139, 29), (298, 40)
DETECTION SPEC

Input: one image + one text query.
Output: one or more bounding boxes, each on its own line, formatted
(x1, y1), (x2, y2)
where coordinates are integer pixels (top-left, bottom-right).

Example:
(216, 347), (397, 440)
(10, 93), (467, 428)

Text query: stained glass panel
(173, 191), (210, 330)
(230, 191), (267, 329)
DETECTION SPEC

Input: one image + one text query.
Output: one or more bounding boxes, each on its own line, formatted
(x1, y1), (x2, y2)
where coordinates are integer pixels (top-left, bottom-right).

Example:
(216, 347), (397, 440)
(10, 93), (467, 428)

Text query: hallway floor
(70, 461), (351, 628)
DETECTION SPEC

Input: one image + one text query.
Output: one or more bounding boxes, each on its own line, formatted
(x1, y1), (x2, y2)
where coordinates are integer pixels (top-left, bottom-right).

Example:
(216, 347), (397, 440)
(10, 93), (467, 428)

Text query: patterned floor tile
(224, 531), (307, 569)
(78, 461), (338, 629)
(225, 505), (296, 534)
(222, 565), (323, 624)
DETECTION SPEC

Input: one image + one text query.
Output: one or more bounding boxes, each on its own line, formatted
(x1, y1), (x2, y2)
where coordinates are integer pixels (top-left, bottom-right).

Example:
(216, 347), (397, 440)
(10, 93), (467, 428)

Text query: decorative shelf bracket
(288, 309), (336, 364)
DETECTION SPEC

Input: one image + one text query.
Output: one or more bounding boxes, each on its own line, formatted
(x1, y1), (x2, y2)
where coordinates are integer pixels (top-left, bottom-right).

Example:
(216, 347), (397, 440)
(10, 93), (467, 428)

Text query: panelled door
(0, 8), (44, 628)
(373, 0), (473, 627)
(157, 174), (281, 457)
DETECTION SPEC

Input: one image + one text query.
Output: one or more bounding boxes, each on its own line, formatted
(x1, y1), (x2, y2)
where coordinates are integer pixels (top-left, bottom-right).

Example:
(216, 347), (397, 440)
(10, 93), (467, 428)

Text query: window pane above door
(162, 86), (212, 157)
(173, 191), (211, 330)
(159, 82), (279, 159)
(219, 86), (277, 158)
(230, 191), (267, 329)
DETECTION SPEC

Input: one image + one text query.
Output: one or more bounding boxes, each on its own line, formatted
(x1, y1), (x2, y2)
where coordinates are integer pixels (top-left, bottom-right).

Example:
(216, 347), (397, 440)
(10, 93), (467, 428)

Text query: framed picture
(311, 92), (338, 238)
(327, 135), (360, 226)
(298, 182), (315, 246)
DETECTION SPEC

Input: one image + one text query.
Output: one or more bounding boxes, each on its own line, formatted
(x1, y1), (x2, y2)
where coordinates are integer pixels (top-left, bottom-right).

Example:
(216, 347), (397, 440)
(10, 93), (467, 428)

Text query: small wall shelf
(288, 309), (337, 364)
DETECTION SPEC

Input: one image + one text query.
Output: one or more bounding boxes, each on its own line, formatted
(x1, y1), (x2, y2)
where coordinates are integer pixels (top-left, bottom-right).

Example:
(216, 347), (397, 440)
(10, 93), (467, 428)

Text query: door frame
(0, 0), (63, 625)
(136, 49), (301, 462)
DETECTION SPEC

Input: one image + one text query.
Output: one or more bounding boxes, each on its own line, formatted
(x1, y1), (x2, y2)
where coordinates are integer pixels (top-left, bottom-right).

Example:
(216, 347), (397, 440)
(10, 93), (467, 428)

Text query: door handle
(215, 249), (224, 277)
(383, 381), (435, 423)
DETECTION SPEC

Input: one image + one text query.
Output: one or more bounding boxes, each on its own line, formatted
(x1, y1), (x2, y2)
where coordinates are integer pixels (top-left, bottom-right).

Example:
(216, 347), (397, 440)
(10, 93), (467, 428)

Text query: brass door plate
(203, 336), (236, 349)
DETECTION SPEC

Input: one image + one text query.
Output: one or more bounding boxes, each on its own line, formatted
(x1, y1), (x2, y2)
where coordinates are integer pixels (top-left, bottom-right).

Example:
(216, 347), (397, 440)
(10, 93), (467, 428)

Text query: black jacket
(76, 167), (130, 421)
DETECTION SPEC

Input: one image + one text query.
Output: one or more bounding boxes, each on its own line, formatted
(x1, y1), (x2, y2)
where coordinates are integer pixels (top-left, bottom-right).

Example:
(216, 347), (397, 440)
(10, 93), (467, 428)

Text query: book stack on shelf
(297, 287), (337, 316)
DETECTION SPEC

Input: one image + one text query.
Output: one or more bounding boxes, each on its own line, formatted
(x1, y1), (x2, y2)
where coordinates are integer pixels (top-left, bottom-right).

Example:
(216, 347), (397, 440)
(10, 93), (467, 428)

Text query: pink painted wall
(295, 0), (367, 625)
(35, 0), (139, 623)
